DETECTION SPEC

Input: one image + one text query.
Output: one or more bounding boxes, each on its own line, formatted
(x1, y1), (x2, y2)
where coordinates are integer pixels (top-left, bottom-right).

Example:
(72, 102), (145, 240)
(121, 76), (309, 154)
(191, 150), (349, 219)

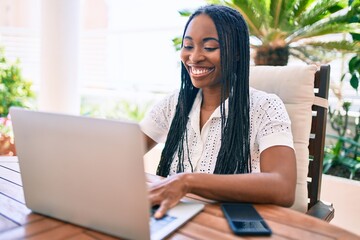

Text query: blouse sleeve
(139, 90), (179, 143)
(255, 93), (294, 153)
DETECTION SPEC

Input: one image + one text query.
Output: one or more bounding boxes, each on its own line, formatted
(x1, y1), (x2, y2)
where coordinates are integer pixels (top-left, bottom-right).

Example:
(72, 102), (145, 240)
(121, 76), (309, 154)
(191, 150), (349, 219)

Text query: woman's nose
(189, 49), (205, 63)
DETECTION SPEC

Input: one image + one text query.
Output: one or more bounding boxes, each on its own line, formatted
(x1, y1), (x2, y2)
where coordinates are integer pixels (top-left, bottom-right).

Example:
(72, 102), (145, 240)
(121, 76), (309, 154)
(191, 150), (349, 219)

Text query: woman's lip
(189, 66), (215, 77)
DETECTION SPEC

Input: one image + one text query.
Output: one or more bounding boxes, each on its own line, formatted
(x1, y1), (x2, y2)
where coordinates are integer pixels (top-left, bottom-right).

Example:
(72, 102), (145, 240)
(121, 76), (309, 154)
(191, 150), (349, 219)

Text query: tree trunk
(254, 45), (290, 66)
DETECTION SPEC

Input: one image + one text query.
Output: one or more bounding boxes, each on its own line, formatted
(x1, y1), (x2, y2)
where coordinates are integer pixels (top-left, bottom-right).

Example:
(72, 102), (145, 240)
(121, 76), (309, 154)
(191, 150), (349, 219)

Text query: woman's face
(180, 14), (222, 91)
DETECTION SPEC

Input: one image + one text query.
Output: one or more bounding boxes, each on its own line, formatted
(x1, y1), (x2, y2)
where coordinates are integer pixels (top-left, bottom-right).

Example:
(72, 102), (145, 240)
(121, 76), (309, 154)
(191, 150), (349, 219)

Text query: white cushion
(144, 65), (317, 212)
(250, 65), (317, 213)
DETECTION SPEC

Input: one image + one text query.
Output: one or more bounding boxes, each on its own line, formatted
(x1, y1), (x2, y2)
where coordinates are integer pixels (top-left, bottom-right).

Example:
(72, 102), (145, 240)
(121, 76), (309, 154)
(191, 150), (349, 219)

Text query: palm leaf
(223, 0), (266, 38)
(290, 46), (341, 63)
(270, 0), (286, 28)
(350, 0), (360, 9)
(210, 0), (272, 40)
(298, 0), (347, 27)
(321, 1), (360, 26)
(206, 0), (222, 4)
(304, 40), (360, 54)
(178, 9), (193, 17)
(172, 37), (182, 51)
(247, 0), (271, 30)
(278, 0), (298, 31)
(262, 29), (288, 43)
(289, 23), (360, 43)
(293, 0), (316, 18)
(297, 3), (360, 40)
(189, 0), (360, 65)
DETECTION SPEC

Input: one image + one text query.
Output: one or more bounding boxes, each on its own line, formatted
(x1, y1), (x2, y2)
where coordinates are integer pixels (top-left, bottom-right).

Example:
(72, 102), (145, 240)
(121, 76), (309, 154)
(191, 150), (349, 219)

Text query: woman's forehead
(184, 14), (218, 40)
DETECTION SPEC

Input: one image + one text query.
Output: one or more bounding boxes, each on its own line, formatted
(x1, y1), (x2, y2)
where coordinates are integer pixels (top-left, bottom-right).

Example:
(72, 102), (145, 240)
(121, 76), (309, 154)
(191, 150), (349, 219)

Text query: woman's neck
(200, 89), (222, 111)
(199, 89), (222, 131)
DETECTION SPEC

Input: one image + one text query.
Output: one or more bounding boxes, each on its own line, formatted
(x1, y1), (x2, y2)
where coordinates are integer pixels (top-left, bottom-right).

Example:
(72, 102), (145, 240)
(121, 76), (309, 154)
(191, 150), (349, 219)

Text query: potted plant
(0, 46), (35, 156)
(174, 0), (360, 65)
(324, 18), (360, 179)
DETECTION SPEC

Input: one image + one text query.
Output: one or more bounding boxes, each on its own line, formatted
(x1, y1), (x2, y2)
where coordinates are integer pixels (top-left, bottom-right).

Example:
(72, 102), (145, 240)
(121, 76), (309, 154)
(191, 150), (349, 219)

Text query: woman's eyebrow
(183, 36), (219, 43)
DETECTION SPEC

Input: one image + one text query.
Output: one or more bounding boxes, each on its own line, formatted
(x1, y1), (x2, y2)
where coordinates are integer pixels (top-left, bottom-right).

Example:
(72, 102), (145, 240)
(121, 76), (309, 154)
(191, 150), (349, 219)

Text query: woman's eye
(183, 45), (193, 50)
(204, 47), (219, 51)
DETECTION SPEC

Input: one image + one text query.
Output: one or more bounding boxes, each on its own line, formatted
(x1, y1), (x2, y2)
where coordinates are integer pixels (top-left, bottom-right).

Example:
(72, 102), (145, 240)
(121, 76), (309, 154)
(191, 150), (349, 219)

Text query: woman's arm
(143, 133), (157, 153)
(149, 145), (296, 218)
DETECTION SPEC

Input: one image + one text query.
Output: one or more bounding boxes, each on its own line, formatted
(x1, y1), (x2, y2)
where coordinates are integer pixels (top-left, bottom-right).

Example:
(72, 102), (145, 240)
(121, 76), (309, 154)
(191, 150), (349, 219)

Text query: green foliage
(344, 54), (360, 91)
(118, 100), (150, 122)
(0, 47), (35, 117)
(211, 0), (360, 41)
(80, 98), (152, 123)
(172, 37), (183, 51)
(200, 0), (360, 64)
(0, 117), (13, 137)
(324, 102), (360, 179)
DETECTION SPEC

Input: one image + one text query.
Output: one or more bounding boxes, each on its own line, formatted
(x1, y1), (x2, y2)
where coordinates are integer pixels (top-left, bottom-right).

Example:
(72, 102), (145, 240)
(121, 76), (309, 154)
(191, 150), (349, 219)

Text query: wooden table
(1, 156), (359, 240)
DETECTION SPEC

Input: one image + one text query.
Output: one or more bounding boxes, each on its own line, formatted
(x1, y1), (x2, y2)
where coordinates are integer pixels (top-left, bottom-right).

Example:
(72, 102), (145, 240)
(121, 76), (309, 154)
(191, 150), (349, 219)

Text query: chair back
(308, 65), (330, 209)
(249, 65), (330, 213)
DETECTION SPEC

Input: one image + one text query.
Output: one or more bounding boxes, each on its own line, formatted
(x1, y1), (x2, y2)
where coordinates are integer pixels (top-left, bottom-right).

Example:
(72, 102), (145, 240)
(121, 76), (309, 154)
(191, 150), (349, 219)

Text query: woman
(140, 4), (296, 219)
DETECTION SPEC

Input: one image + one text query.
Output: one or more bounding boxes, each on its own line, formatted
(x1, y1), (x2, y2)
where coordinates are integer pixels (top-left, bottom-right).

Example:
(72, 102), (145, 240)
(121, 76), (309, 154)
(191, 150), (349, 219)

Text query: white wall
(321, 175), (360, 236)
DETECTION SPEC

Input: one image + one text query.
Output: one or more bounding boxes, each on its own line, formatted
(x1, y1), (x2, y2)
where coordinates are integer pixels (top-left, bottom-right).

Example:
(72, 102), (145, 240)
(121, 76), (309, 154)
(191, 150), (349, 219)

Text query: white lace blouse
(140, 87), (294, 174)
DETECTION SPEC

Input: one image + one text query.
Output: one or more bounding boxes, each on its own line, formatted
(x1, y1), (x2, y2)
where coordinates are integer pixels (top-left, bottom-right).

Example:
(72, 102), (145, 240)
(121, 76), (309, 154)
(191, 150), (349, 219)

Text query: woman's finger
(154, 199), (172, 219)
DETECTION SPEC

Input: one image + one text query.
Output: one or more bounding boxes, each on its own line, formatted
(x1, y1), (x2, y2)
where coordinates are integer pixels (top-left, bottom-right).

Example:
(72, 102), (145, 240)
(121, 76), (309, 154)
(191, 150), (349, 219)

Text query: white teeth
(191, 67), (209, 75)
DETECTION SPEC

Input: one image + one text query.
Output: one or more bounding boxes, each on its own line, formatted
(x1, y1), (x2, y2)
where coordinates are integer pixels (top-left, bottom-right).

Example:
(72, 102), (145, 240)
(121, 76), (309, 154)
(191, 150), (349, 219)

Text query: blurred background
(0, 0), (359, 235)
(0, 0), (358, 119)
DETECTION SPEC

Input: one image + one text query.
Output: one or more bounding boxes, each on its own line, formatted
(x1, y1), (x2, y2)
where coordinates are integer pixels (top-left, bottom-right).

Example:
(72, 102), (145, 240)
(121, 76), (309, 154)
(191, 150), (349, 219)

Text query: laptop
(10, 107), (205, 240)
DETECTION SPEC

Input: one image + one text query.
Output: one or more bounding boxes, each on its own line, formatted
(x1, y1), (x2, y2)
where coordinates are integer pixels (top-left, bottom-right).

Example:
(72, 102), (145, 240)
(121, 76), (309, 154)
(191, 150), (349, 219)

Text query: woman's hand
(148, 173), (190, 219)
(147, 146), (296, 218)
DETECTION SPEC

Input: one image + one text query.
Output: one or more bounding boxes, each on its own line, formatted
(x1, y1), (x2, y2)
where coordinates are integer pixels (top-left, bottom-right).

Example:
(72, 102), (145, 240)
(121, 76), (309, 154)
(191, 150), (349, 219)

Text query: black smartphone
(221, 203), (272, 236)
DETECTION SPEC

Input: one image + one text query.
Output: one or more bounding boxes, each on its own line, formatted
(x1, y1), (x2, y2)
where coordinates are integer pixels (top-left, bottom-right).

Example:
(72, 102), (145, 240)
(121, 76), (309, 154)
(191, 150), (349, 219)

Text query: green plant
(324, 102), (360, 179)
(81, 97), (152, 123)
(0, 117), (13, 137)
(0, 47), (35, 117)
(175, 0), (360, 65)
(117, 100), (151, 122)
(343, 54), (360, 91)
(0, 46), (34, 156)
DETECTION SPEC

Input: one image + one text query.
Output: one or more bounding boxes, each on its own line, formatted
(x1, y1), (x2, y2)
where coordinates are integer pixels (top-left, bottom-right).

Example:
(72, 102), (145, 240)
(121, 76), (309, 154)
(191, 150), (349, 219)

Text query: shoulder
(249, 87), (290, 124)
(140, 89), (180, 142)
(149, 89), (180, 119)
(250, 87), (285, 108)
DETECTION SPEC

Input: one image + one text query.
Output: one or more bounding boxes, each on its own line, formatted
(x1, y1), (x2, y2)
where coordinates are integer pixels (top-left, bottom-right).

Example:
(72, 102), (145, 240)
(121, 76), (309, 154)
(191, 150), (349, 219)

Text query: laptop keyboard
(150, 206), (177, 234)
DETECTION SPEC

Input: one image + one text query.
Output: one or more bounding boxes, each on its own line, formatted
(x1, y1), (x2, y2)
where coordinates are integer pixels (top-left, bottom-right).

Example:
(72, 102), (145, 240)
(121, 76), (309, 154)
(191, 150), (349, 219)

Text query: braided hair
(156, 4), (251, 177)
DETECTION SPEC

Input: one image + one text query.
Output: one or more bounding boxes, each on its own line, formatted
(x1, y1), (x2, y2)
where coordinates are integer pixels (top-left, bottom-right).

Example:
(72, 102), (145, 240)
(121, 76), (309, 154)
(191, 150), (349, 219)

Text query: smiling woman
(141, 4), (297, 219)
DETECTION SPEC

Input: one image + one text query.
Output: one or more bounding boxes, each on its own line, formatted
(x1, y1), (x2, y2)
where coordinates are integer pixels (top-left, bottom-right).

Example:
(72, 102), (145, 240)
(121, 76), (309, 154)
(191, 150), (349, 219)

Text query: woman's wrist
(178, 172), (193, 194)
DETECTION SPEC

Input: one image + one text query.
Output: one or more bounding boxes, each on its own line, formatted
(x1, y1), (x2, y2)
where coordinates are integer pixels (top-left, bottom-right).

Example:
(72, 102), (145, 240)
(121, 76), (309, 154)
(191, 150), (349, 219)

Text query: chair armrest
(306, 201), (335, 222)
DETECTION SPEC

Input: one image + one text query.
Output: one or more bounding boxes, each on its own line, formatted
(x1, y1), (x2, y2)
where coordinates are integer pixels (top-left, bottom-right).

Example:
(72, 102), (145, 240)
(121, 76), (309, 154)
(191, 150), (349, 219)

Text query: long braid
(212, 6), (251, 174)
(157, 5), (251, 176)
(156, 63), (198, 177)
